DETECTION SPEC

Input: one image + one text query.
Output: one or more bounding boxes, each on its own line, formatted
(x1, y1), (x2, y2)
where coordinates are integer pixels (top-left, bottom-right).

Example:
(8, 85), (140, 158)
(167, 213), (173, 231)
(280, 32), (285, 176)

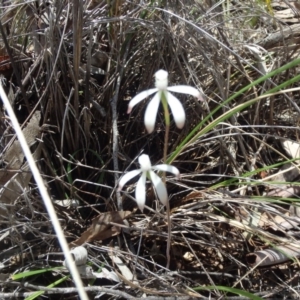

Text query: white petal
(144, 92), (161, 133)
(155, 70), (168, 90)
(149, 170), (168, 206)
(167, 85), (204, 101)
(135, 172), (146, 211)
(118, 169), (141, 190)
(127, 88), (158, 113)
(152, 164), (180, 178)
(166, 92), (186, 129)
(138, 154), (152, 172)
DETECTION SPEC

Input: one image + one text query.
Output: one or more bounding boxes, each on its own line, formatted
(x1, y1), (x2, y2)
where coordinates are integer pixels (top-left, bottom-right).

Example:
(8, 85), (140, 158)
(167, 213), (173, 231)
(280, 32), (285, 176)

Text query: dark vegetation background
(1, 0), (300, 299)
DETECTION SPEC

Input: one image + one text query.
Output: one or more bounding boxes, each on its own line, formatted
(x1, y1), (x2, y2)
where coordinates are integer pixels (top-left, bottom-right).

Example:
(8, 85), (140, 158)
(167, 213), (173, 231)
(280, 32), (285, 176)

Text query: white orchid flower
(127, 69), (204, 133)
(118, 154), (180, 212)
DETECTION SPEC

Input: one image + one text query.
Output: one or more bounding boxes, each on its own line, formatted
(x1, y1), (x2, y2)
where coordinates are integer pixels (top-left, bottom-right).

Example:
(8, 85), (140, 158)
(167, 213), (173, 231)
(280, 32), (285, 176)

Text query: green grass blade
(194, 285), (264, 300)
(11, 267), (64, 280)
(25, 275), (69, 300)
(209, 158), (300, 190)
(167, 57), (300, 164)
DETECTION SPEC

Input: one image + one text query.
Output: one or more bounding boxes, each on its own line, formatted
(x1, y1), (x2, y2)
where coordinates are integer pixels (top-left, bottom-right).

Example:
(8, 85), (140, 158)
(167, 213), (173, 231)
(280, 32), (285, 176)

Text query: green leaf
(194, 285), (264, 300)
(11, 267), (64, 280)
(25, 275), (69, 300)
(168, 57), (300, 164)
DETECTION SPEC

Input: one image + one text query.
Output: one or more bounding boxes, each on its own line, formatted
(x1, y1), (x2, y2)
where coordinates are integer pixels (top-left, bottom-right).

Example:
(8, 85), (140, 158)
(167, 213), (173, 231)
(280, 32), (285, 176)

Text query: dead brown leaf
(246, 245), (300, 267)
(0, 111), (41, 211)
(69, 211), (132, 247)
(4, 110), (41, 168)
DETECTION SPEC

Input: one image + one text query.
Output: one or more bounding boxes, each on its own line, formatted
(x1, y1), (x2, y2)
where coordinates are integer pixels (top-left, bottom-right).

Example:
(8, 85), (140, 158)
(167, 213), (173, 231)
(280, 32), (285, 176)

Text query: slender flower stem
(161, 93), (170, 166)
(161, 92), (171, 269)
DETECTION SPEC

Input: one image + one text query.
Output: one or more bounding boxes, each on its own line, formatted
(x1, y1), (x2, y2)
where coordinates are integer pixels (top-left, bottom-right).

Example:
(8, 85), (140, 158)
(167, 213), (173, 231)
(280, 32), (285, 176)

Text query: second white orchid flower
(118, 154), (180, 212)
(127, 69), (204, 133)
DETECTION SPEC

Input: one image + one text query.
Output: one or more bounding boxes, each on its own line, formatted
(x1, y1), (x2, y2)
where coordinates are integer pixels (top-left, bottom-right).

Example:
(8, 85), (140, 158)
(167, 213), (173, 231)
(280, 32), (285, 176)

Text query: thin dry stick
(111, 31), (131, 211)
(1, 283), (193, 300)
(72, 0), (83, 147)
(5, 284), (135, 299)
(111, 90), (122, 210)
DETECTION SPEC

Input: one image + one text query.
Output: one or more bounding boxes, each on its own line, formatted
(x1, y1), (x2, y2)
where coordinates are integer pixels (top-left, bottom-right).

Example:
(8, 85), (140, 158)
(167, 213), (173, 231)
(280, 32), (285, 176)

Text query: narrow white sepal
(153, 164), (180, 178)
(144, 92), (161, 133)
(167, 85), (203, 100)
(135, 173), (147, 211)
(127, 88), (158, 113)
(166, 92), (186, 129)
(118, 169), (141, 190)
(149, 170), (168, 206)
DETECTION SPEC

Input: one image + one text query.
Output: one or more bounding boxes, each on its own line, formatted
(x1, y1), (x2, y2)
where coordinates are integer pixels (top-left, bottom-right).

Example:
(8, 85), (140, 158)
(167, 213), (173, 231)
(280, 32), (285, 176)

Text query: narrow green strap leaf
(194, 285), (264, 300)
(168, 57), (300, 164)
(25, 275), (69, 300)
(11, 267), (64, 280)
